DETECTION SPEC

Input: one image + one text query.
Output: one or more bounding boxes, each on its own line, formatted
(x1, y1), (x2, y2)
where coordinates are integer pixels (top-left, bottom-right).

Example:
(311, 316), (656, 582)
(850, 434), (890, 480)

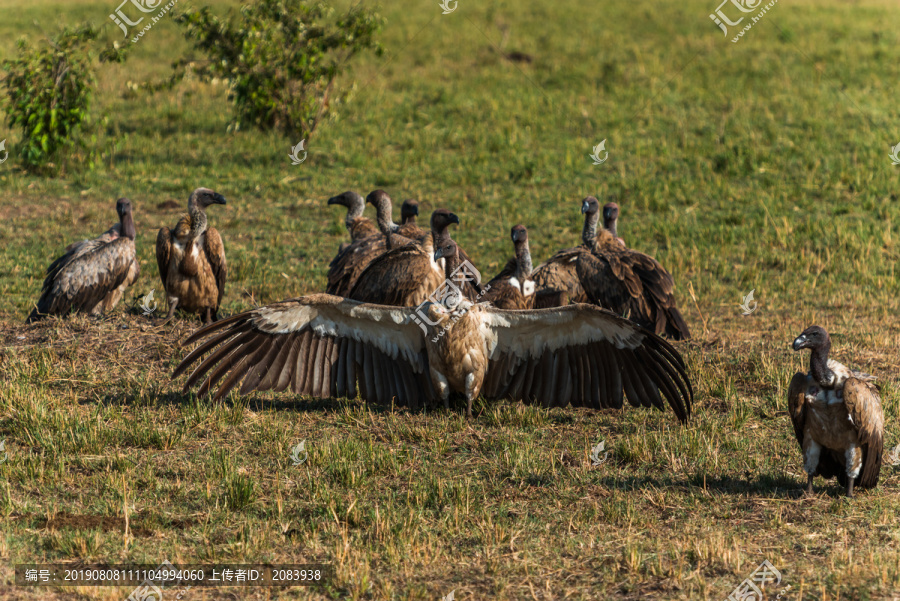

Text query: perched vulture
(399, 199), (426, 240)
(788, 326), (884, 497)
(576, 197), (690, 340)
(27, 198), (140, 322)
(530, 197), (598, 304)
(172, 240), (692, 421)
(481, 225), (536, 310)
(156, 188), (228, 323)
(347, 210), (481, 306)
(325, 190), (400, 296)
(328, 191), (378, 253)
(603, 202), (626, 247)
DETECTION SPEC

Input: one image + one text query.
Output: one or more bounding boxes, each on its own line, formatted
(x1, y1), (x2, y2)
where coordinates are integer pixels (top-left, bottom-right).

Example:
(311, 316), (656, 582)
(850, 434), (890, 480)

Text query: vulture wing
(348, 237), (445, 307)
(204, 227), (228, 309)
(326, 234), (387, 297)
(172, 294), (435, 408)
(478, 304), (692, 422)
(531, 247), (589, 303)
(786, 372), (845, 482)
(156, 227), (172, 287)
(350, 218), (379, 241)
(576, 241), (690, 340)
(29, 237), (137, 321)
(397, 223), (426, 240)
(843, 377), (884, 488)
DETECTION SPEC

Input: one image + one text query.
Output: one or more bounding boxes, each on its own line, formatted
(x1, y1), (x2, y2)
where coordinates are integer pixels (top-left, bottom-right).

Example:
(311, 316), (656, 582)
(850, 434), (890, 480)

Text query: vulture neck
(582, 211), (600, 249)
(375, 203), (399, 236)
(514, 240), (533, 278)
(346, 201), (365, 230)
(809, 342), (834, 387)
(188, 202), (209, 239)
(605, 216), (618, 238)
(120, 211), (136, 240)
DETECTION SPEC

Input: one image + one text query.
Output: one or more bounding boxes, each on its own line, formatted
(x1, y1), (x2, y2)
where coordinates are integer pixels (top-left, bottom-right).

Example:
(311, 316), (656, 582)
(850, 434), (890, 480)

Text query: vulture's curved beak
(433, 248), (444, 261)
(449, 213), (460, 225)
(582, 200), (590, 214)
(511, 230), (520, 242)
(792, 335), (807, 351)
(411, 204), (420, 216)
(213, 193), (227, 205)
(327, 196), (339, 205)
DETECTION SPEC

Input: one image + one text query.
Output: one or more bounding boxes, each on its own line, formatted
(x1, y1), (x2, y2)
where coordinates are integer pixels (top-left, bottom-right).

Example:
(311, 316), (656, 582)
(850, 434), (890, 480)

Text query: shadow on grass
(596, 473), (827, 499)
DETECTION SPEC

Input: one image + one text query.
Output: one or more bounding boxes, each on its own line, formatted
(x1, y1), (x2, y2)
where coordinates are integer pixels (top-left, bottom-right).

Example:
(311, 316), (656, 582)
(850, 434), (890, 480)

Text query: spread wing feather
(843, 377), (884, 488)
(479, 304), (692, 421)
(173, 294), (435, 408)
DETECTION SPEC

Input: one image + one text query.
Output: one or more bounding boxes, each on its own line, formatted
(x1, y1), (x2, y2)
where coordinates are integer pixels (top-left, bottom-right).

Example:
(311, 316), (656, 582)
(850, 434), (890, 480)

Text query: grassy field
(1, 0), (900, 599)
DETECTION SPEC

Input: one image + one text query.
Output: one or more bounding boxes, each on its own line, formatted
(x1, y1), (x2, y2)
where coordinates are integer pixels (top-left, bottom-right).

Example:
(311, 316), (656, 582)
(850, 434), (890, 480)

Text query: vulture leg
(165, 297), (179, 319)
(805, 474), (815, 497)
(846, 478), (854, 499)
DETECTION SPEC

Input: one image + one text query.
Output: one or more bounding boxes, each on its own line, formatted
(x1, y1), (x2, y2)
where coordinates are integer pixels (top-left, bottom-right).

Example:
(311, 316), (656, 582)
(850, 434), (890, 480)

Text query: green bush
(0, 26), (99, 172)
(172, 0), (384, 139)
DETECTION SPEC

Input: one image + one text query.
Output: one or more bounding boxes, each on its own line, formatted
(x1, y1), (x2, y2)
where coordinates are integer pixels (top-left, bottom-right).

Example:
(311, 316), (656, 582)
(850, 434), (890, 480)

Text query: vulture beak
(581, 200), (590, 214)
(412, 204), (420, 216)
(433, 248), (444, 261)
(792, 335), (808, 351)
(213, 193), (227, 205)
(327, 196), (340, 206)
(448, 213), (460, 226)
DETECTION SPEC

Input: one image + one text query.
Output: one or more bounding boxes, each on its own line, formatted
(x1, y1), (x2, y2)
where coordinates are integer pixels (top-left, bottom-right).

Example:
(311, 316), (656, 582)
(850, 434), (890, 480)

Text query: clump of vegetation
(0, 26), (99, 172)
(172, 0), (384, 139)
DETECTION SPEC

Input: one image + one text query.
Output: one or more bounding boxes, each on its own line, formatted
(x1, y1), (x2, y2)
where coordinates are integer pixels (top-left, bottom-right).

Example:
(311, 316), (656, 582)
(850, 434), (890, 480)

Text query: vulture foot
(845, 479), (854, 499)
(165, 298), (179, 320)
(804, 475), (815, 497)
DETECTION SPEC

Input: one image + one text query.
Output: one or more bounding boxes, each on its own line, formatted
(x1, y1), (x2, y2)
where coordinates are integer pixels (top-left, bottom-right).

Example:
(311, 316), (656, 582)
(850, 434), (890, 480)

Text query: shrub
(171, 0), (384, 140)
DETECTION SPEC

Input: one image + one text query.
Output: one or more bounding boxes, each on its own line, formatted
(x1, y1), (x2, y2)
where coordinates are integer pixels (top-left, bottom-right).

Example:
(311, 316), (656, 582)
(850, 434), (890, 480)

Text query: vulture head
(581, 196), (601, 247)
(792, 325), (834, 387)
(401, 199), (420, 224)
(328, 191), (366, 220)
(189, 187), (227, 211)
(510, 224), (533, 276)
(366, 189), (398, 234)
(430, 209), (461, 244)
(116, 197), (137, 240)
(433, 239), (460, 263)
(581, 196), (600, 215)
(603, 202), (619, 233)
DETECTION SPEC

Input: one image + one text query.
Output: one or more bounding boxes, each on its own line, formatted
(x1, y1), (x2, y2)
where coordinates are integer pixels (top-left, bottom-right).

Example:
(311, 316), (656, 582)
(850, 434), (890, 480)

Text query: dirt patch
(157, 199), (181, 210)
(37, 512), (154, 537)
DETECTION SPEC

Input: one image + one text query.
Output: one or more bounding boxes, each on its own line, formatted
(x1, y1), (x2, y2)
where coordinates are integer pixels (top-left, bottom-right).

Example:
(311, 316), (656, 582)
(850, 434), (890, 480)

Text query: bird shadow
(595, 472), (818, 499)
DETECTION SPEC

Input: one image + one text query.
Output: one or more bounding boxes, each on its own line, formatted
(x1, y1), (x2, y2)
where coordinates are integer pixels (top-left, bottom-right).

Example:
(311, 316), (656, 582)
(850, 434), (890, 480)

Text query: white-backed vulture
(27, 198), (140, 323)
(347, 210), (481, 306)
(172, 241), (693, 421)
(481, 225), (536, 310)
(156, 187), (227, 323)
(329, 191), (378, 253)
(603, 202), (626, 247)
(530, 197), (598, 304)
(788, 326), (884, 497)
(575, 197), (690, 340)
(399, 199), (426, 240)
(325, 190), (401, 296)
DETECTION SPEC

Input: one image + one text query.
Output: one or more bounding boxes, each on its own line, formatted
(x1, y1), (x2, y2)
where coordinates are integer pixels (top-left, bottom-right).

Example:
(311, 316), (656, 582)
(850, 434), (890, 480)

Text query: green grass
(1, 0), (900, 598)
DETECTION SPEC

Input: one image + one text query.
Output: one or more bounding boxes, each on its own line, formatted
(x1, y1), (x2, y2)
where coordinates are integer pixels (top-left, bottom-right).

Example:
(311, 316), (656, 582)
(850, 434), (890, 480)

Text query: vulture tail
(664, 306), (691, 341)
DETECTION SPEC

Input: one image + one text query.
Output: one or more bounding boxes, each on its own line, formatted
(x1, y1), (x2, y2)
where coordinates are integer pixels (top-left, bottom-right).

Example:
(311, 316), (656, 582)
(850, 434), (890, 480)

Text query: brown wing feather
(531, 247), (589, 303)
(479, 304), (692, 422)
(787, 372), (808, 449)
(349, 218), (379, 241)
(326, 234), (388, 297)
(204, 227), (227, 310)
(348, 237), (444, 306)
(156, 227), (172, 288)
(843, 377), (884, 488)
(172, 294), (434, 408)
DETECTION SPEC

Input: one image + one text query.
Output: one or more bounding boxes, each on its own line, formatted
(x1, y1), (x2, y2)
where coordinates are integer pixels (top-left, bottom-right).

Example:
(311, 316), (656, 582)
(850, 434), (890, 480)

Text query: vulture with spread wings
(173, 239), (692, 421)
(27, 198), (140, 322)
(788, 326), (884, 497)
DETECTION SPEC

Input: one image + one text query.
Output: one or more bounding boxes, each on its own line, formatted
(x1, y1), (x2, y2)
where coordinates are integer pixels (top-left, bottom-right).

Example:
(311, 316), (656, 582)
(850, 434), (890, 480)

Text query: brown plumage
(576, 197), (690, 340)
(156, 187), (227, 324)
(530, 197), (599, 304)
(27, 198), (140, 322)
(481, 225), (536, 310)
(329, 191), (378, 252)
(172, 244), (693, 420)
(399, 199), (426, 240)
(325, 190), (402, 296)
(788, 326), (884, 497)
(603, 202), (626, 247)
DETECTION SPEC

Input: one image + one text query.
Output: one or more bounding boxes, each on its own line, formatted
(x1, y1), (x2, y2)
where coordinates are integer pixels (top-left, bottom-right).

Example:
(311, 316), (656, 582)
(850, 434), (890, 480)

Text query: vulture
(172, 238), (693, 421)
(27, 198), (140, 322)
(328, 191), (378, 252)
(603, 202), (626, 247)
(530, 197), (598, 304)
(575, 197), (690, 340)
(326, 190), (402, 296)
(788, 326), (884, 497)
(481, 225), (536, 310)
(347, 209), (481, 306)
(399, 199), (425, 240)
(156, 187), (228, 323)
